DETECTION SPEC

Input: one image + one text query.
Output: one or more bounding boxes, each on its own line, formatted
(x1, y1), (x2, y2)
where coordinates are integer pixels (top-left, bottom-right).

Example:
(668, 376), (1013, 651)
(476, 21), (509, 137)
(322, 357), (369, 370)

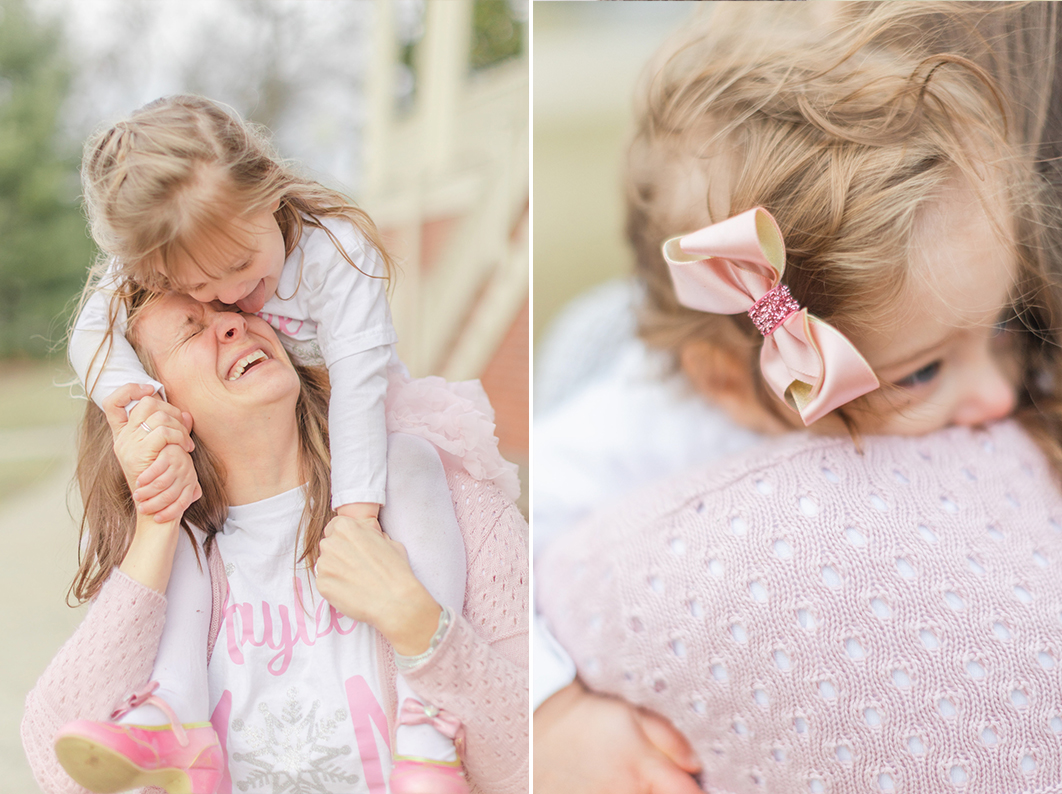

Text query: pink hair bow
(662, 207), (879, 425)
(399, 699), (466, 754)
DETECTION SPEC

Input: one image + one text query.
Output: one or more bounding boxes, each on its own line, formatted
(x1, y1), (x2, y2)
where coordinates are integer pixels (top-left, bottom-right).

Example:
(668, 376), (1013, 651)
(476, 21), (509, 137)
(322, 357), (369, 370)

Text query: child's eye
(896, 360), (942, 389)
(235, 260), (252, 272)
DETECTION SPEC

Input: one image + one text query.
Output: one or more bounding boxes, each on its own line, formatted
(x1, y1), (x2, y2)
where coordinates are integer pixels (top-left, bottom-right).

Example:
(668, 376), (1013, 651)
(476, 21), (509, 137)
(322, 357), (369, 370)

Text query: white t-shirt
(208, 486), (391, 794)
(69, 217), (398, 507)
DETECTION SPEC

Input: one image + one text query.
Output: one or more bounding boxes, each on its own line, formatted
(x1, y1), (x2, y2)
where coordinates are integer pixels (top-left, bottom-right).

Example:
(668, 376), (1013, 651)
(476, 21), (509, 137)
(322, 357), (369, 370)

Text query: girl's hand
(315, 515), (442, 656)
(102, 384), (202, 519)
(534, 681), (702, 794)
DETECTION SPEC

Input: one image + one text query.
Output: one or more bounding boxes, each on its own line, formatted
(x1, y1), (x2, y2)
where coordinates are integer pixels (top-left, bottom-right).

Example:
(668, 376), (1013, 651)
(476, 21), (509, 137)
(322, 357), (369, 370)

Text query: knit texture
(405, 469), (530, 794)
(23, 466), (529, 794)
(538, 421), (1062, 794)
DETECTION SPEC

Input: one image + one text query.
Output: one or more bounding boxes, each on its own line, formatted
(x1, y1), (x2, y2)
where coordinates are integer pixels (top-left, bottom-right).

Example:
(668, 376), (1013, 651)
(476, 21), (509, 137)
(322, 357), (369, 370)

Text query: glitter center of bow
(748, 284), (801, 336)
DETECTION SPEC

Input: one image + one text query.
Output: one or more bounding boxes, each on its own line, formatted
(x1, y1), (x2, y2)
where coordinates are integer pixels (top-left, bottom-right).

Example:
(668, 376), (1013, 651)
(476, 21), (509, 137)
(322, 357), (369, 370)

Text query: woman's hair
(69, 289), (335, 604)
(627, 1), (1062, 463)
(73, 94), (393, 397)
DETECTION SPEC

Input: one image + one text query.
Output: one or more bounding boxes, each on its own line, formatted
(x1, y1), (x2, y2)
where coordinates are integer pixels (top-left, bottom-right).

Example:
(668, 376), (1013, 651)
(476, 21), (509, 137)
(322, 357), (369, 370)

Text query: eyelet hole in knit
(774, 539), (793, 559)
(691, 699), (707, 715)
(967, 556), (985, 575)
(920, 629), (940, 650)
(799, 496), (818, 516)
(892, 669), (911, 689)
(949, 765), (967, 785)
(669, 537), (686, 555)
(1008, 493), (1021, 508)
(794, 716), (808, 734)
(918, 525), (938, 543)
(731, 516), (748, 536)
(774, 650), (791, 671)
(671, 639), (686, 657)
(732, 720), (748, 736)
(712, 663), (728, 682)
(750, 580), (768, 602)
(994, 621), (1012, 641)
(836, 744), (852, 763)
(945, 592), (965, 611)
(1015, 585), (1033, 604)
(1021, 755), (1037, 774)
(709, 559), (724, 577)
(756, 479), (773, 495)
(846, 527), (867, 547)
(1051, 518), (1062, 533)
(754, 688), (769, 706)
(822, 566), (842, 588)
(689, 598), (704, 618)
(797, 608), (816, 630)
(864, 707), (881, 727)
(871, 598), (891, 619)
(962, 467), (976, 481)
(1011, 689), (1029, 708)
(772, 748), (785, 763)
(908, 736), (925, 755)
(941, 496), (959, 513)
(871, 494), (889, 511)
(822, 467), (840, 483)
(1033, 550), (1049, 567)
(818, 680), (837, 699)
(897, 558), (916, 579)
(894, 469), (910, 484)
(981, 727), (998, 746)
(988, 525), (1005, 541)
(809, 779), (824, 793)
(731, 623), (748, 643)
(1038, 651), (1055, 669)
(845, 638), (866, 660)
(966, 660), (986, 679)
(878, 773), (895, 791)
(648, 576), (664, 593)
(1051, 716), (1062, 734)
(938, 698), (957, 718)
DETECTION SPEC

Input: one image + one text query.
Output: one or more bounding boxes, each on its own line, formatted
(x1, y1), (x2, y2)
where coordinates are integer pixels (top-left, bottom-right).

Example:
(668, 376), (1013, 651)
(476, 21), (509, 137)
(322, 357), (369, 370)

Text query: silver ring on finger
(140, 421), (152, 433)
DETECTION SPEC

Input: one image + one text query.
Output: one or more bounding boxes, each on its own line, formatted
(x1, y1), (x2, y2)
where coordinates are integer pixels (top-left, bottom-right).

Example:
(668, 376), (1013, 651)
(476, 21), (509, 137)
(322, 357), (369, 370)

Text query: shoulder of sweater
(564, 420), (1042, 541)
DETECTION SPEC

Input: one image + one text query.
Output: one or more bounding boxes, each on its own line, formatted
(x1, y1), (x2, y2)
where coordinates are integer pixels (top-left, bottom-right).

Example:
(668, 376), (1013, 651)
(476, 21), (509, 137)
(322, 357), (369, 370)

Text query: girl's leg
(381, 433), (467, 762)
(119, 527), (211, 726)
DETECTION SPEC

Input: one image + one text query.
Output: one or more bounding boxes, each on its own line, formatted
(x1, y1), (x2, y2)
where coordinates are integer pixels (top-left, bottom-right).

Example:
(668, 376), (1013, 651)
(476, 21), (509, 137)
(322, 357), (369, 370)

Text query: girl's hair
(74, 94), (393, 397)
(627, 1), (1062, 464)
(69, 288), (334, 604)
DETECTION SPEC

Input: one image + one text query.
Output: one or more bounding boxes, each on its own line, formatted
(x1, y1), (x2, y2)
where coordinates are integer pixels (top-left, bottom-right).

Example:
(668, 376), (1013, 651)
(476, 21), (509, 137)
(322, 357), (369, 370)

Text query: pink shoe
(53, 684), (222, 794)
(389, 757), (470, 794)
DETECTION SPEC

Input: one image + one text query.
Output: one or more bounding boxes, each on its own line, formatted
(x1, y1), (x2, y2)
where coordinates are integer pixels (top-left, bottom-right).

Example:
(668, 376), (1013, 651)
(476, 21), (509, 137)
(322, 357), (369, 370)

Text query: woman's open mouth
(227, 350), (269, 380)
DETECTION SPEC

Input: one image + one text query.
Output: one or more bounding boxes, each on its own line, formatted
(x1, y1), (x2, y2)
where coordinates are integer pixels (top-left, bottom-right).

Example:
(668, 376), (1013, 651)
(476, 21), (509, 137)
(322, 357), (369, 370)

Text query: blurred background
(0, 0), (526, 790)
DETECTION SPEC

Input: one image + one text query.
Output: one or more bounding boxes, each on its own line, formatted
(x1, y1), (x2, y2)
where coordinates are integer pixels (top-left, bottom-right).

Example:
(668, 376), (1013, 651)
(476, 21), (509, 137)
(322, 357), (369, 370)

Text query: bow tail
(762, 311), (879, 426)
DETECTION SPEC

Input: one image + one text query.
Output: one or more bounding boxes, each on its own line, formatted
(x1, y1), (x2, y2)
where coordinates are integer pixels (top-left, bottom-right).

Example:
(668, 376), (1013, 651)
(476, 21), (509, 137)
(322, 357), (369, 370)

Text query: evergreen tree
(0, 0), (94, 358)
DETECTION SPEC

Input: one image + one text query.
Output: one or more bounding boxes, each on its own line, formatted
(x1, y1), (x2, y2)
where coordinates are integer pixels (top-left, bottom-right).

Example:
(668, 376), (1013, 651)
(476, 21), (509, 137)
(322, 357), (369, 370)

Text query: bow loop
(662, 207), (879, 425)
(399, 699), (467, 754)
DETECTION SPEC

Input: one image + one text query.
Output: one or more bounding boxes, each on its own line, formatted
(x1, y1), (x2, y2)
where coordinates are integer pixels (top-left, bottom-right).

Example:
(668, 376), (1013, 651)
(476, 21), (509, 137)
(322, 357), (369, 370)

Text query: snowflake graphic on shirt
(231, 686), (357, 793)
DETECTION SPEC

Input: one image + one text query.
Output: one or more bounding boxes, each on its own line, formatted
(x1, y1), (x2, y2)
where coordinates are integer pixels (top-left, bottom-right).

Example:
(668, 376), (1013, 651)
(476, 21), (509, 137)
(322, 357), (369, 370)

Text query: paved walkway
(0, 424), (85, 794)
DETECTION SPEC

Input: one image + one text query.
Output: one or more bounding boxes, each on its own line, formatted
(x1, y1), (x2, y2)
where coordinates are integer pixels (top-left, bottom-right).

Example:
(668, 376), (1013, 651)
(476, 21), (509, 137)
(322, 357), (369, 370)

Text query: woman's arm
(399, 467), (529, 794)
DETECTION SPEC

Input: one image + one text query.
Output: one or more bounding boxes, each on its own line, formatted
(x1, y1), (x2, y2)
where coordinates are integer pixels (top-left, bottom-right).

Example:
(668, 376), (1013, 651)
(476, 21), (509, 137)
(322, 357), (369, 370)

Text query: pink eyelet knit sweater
(22, 464), (528, 794)
(537, 420), (1062, 794)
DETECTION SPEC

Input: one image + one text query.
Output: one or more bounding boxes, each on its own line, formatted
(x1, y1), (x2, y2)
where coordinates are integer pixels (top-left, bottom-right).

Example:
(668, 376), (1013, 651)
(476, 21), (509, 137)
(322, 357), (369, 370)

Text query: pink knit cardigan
(23, 465), (529, 794)
(538, 421), (1062, 794)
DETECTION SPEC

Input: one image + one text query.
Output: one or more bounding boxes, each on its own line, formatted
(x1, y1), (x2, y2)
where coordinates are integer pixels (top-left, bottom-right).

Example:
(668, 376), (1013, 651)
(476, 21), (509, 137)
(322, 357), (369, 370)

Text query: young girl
(535, 2), (1062, 791)
(62, 95), (516, 794)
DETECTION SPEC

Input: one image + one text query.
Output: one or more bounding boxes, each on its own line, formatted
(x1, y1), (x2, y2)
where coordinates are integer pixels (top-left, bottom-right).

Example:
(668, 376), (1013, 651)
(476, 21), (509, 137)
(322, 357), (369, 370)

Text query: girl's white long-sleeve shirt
(69, 217), (397, 507)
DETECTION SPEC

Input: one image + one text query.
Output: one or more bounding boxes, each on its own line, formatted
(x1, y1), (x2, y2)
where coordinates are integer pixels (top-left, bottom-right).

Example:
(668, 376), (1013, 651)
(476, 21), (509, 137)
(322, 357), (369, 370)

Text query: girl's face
(167, 203), (287, 314)
(850, 176), (1020, 436)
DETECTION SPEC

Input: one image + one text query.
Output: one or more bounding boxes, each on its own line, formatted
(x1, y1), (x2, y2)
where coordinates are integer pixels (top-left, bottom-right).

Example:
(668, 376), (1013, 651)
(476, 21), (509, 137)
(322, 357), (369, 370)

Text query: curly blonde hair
(627, 1), (1062, 458)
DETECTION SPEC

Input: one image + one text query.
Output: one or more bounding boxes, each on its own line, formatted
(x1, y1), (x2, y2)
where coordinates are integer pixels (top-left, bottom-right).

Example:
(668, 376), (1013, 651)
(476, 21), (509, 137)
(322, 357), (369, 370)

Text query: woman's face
(132, 293), (300, 441)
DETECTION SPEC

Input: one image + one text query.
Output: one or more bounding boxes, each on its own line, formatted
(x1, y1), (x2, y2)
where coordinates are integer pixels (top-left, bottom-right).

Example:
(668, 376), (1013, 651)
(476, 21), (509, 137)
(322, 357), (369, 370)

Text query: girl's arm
(399, 467), (530, 794)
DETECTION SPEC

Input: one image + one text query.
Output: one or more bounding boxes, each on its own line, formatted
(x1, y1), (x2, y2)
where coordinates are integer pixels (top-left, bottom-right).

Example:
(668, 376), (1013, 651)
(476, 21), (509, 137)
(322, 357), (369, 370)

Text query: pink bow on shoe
(662, 207), (880, 425)
(398, 699), (466, 754)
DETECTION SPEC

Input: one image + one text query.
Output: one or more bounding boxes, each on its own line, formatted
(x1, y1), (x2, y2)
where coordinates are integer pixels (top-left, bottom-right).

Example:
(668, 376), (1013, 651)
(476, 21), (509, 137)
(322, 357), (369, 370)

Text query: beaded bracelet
(395, 606), (453, 671)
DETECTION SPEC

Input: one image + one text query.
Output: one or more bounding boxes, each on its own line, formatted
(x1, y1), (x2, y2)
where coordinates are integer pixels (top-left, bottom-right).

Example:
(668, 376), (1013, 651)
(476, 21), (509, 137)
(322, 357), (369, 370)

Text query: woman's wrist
(396, 606), (453, 670)
(383, 586), (444, 657)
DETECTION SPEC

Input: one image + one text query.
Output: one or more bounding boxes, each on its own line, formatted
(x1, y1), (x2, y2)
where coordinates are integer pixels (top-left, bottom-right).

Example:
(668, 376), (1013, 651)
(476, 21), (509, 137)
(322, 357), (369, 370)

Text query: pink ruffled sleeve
(402, 467), (529, 794)
(22, 569), (167, 794)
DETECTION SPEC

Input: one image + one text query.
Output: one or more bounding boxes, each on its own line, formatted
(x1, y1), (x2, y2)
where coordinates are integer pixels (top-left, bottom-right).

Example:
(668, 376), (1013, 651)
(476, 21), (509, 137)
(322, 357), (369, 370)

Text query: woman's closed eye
(896, 360), (942, 389)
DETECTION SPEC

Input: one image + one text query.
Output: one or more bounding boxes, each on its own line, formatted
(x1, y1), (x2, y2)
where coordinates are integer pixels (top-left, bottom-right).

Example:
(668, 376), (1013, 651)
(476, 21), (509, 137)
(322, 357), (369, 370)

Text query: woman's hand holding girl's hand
(102, 383), (202, 522)
(534, 681), (703, 794)
(316, 516), (442, 656)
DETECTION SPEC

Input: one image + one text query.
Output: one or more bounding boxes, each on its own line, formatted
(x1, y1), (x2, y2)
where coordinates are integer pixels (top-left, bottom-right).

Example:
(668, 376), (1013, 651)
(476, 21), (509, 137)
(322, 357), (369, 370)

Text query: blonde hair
(74, 95), (393, 396)
(627, 1), (1062, 455)
(69, 288), (334, 604)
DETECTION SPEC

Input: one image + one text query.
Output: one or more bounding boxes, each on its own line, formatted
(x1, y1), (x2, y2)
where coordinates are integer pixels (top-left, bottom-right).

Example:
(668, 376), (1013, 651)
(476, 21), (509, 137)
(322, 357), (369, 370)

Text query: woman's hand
(534, 681), (702, 794)
(316, 516), (442, 656)
(102, 383), (202, 521)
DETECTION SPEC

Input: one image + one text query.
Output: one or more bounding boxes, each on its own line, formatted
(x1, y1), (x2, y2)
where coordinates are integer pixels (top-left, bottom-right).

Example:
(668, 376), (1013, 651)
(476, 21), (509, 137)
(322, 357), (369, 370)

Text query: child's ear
(679, 339), (791, 434)
(679, 340), (751, 405)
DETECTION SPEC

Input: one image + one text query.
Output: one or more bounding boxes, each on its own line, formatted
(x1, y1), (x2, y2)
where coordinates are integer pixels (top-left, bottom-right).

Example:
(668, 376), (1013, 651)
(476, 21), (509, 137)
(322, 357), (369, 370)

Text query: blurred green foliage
(0, 0), (94, 359)
(471, 0), (524, 71)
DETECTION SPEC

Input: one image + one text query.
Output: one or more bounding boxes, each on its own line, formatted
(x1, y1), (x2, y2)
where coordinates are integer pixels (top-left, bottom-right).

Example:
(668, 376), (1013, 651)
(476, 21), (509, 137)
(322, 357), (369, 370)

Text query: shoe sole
(54, 735), (196, 794)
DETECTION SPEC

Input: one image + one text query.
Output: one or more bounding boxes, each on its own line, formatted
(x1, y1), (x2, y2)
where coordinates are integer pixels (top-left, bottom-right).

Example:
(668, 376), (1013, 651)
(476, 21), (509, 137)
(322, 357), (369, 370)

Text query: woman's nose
(951, 355), (1017, 427)
(214, 311), (246, 341)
